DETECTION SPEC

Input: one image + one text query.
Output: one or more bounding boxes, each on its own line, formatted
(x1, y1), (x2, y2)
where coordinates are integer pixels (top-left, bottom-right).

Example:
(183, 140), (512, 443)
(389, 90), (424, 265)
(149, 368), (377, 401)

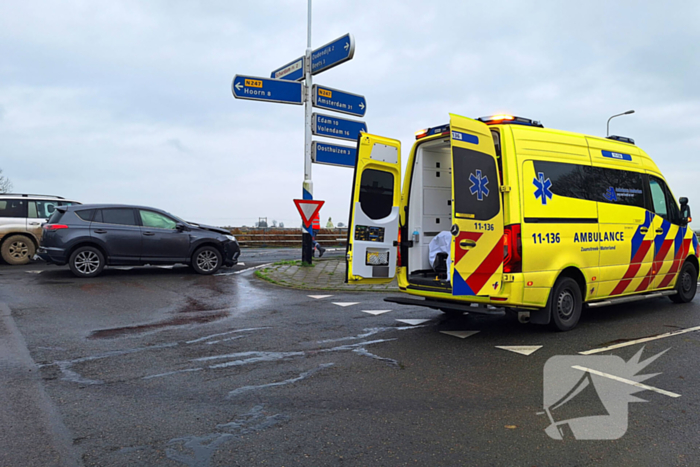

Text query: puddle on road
(88, 311), (230, 339)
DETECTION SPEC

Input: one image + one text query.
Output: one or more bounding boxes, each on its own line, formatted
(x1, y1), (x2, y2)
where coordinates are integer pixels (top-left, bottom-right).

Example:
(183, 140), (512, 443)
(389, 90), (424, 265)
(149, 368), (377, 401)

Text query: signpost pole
(302, 0), (314, 264)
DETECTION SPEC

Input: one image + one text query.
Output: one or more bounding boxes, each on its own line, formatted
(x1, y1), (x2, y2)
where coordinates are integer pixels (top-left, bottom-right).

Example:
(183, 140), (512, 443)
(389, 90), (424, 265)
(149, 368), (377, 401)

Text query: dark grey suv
(37, 204), (240, 277)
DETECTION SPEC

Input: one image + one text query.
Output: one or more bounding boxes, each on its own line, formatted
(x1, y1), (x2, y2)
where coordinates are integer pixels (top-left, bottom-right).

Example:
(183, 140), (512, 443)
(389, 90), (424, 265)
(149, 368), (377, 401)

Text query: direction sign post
(311, 33), (355, 75)
(312, 142), (357, 168)
(271, 57), (305, 81)
(312, 85), (366, 117)
(231, 75), (303, 105)
(312, 113), (366, 142)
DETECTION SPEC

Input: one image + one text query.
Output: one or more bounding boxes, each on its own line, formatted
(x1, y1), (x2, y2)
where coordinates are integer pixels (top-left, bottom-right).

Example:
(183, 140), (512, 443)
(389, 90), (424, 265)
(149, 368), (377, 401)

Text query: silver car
(0, 194), (79, 265)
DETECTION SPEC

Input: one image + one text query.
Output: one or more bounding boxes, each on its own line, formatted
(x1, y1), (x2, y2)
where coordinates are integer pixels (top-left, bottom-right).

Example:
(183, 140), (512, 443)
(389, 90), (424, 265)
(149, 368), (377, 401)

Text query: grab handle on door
(93, 229), (107, 234)
(143, 231), (155, 236)
(655, 228), (664, 234)
(459, 239), (477, 249)
(639, 227), (648, 234)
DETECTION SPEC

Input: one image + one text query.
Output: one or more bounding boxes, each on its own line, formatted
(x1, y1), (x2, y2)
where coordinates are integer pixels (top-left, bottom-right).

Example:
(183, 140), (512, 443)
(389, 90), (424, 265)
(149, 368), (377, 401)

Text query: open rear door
(346, 133), (401, 284)
(449, 114), (504, 295)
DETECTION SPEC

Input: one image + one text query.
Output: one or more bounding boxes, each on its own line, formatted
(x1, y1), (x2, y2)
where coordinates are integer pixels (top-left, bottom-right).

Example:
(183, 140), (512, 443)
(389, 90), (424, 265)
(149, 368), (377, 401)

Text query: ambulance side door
(346, 134), (402, 284)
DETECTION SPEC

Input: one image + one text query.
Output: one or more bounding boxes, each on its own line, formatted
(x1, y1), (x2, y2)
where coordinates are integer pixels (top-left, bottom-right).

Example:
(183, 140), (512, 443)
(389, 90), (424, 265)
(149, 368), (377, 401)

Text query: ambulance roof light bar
(606, 135), (636, 145)
(477, 115), (544, 128)
(415, 124), (450, 140)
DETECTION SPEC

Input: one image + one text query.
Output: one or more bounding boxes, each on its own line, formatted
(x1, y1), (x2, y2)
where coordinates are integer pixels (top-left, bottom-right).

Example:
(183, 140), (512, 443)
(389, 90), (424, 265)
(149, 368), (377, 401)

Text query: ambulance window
(586, 167), (646, 209)
(649, 178), (668, 219)
(359, 169), (394, 220)
(453, 146), (500, 221)
(532, 161), (589, 200)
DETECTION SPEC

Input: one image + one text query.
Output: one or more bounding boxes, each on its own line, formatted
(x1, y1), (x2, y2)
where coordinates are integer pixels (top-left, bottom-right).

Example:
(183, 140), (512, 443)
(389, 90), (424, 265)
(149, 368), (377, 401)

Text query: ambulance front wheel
(669, 261), (697, 304)
(548, 277), (582, 332)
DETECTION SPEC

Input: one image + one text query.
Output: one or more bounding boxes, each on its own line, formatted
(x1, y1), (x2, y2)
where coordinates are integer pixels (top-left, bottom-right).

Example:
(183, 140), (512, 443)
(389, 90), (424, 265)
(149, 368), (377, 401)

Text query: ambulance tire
(548, 277), (582, 332)
(669, 261), (697, 304)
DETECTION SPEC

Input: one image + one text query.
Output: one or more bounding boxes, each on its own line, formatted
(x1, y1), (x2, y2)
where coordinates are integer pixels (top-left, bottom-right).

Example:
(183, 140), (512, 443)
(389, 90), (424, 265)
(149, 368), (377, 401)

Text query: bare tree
(0, 169), (12, 193)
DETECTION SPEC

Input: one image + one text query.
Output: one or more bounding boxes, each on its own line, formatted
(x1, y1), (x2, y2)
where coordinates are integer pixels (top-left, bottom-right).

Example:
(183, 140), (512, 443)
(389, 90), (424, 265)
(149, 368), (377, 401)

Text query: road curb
(0, 302), (81, 467)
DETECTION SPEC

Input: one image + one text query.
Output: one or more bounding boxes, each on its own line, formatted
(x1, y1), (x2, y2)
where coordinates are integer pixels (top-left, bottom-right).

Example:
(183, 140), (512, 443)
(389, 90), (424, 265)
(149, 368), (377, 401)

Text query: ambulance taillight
(503, 224), (522, 273)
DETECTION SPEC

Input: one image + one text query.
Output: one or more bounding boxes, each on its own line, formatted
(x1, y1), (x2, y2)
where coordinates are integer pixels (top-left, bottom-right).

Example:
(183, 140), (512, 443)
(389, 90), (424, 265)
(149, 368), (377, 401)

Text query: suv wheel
(69, 246), (105, 278)
(1, 235), (36, 265)
(548, 276), (583, 332)
(670, 261), (697, 303)
(192, 246), (222, 275)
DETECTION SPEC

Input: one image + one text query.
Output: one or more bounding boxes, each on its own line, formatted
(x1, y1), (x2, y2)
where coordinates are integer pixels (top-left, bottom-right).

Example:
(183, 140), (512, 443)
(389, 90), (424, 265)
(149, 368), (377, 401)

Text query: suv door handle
(655, 228), (664, 234)
(94, 229), (107, 234)
(143, 231), (155, 236)
(29, 222), (40, 226)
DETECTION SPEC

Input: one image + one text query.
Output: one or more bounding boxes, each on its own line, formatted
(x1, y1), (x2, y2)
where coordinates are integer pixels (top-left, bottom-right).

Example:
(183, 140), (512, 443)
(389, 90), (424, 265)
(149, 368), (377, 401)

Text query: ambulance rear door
(449, 114), (505, 296)
(346, 133), (402, 284)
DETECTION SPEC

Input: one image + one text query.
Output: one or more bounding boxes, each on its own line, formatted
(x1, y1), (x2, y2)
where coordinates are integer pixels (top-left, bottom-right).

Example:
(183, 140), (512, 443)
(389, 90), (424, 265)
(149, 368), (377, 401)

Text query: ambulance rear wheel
(669, 261), (697, 303)
(548, 277), (582, 332)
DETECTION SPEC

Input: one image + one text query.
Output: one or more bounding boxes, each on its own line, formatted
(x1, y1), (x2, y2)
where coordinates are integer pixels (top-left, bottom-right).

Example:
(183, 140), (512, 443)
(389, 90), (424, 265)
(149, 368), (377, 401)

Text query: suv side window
(97, 208), (138, 226)
(0, 199), (28, 218)
(139, 210), (177, 230)
(28, 200), (59, 219)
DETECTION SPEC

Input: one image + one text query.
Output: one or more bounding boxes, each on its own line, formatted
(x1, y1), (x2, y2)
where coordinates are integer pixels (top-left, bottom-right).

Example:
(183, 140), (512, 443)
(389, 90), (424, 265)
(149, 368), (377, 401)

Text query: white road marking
(571, 365), (681, 398)
(495, 345), (542, 356)
(308, 295), (333, 299)
(25, 270), (43, 274)
(332, 302), (360, 307)
(362, 310), (392, 316)
(396, 319), (431, 326)
(112, 266), (134, 271)
(440, 330), (480, 339)
(156, 265), (174, 269)
(580, 325), (700, 355)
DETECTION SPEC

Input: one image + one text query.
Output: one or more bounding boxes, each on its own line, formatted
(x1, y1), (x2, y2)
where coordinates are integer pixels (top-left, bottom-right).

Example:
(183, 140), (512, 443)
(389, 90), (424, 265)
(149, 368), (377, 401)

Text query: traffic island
(254, 258), (398, 292)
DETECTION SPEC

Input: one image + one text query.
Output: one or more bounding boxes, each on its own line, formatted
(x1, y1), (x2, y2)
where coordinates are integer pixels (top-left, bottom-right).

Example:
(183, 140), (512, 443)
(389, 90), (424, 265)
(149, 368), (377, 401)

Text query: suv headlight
(224, 235), (237, 242)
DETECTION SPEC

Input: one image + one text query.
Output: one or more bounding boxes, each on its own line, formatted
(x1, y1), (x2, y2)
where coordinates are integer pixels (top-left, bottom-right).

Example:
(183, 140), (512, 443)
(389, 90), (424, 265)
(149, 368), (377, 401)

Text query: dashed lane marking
(396, 319), (431, 326)
(362, 310), (392, 316)
(495, 345), (542, 356)
(572, 365), (681, 398)
(579, 325), (700, 355)
(215, 263), (272, 276)
(332, 302), (360, 307)
(440, 330), (480, 339)
(308, 295), (333, 299)
(25, 270), (43, 274)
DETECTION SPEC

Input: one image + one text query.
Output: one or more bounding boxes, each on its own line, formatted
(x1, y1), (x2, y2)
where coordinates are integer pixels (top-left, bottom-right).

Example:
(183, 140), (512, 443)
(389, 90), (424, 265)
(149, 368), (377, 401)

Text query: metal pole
(607, 110), (635, 136)
(302, 0), (314, 264)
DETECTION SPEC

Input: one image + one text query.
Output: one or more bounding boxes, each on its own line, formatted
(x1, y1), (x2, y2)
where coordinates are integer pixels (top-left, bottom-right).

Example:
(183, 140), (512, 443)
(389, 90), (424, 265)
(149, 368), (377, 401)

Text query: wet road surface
(1, 252), (700, 466)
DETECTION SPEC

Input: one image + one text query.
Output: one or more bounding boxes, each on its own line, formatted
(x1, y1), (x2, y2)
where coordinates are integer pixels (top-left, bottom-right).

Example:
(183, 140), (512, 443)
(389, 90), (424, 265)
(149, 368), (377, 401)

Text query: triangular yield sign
(440, 330), (480, 339)
(396, 319), (431, 326)
(293, 199), (325, 227)
(362, 310), (392, 316)
(495, 345), (542, 356)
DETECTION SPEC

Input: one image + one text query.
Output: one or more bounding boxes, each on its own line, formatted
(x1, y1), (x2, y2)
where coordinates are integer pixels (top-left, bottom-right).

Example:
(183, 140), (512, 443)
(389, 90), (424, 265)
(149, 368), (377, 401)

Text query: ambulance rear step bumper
(384, 296), (503, 315)
(587, 290), (676, 308)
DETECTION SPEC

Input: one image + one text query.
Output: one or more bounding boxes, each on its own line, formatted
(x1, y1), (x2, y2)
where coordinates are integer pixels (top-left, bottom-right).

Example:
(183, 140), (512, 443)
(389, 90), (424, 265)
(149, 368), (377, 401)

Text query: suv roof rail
(0, 193), (66, 199)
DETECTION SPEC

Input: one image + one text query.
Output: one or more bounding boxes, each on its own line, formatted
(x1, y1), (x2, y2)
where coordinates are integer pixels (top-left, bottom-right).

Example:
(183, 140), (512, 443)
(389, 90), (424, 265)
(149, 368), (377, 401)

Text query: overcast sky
(2, 1), (699, 228)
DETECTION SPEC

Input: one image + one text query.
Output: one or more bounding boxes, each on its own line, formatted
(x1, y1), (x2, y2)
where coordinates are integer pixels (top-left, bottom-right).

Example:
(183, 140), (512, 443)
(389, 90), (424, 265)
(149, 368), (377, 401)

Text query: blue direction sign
(271, 57), (304, 81)
(311, 33), (355, 75)
(312, 85), (366, 117)
(231, 75), (303, 105)
(312, 113), (367, 142)
(312, 142), (357, 168)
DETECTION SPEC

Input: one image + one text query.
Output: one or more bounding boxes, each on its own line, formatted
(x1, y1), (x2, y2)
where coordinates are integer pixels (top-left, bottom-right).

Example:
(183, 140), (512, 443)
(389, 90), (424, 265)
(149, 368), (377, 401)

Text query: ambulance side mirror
(679, 197), (691, 225)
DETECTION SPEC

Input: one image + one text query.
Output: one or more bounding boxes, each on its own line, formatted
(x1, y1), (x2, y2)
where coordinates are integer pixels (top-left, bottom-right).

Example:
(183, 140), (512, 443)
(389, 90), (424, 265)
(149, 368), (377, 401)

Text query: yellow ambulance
(346, 114), (698, 331)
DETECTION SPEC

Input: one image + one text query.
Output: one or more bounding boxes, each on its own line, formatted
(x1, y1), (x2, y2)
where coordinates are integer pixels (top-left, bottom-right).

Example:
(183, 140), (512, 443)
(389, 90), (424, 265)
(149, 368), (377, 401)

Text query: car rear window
(75, 209), (95, 222)
(47, 210), (64, 224)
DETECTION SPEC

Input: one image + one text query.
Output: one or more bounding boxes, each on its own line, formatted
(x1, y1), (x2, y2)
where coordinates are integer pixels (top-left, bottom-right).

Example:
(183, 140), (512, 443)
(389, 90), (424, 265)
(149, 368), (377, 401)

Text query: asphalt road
(1, 249), (699, 466)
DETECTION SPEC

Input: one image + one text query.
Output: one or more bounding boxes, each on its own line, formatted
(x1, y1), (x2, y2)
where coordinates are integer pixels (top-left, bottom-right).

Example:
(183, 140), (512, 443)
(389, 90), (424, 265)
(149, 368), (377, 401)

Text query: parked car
(37, 204), (240, 277)
(0, 194), (79, 265)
